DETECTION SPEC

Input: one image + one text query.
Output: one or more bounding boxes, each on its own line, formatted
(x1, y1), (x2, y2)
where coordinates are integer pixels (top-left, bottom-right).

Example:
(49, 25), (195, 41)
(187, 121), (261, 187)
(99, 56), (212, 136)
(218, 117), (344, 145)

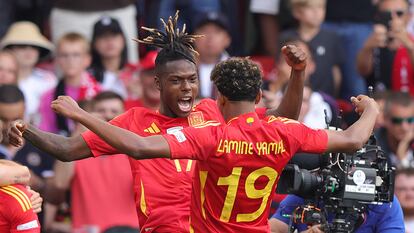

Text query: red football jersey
(0, 185), (40, 233)
(82, 98), (236, 232)
(164, 112), (328, 233)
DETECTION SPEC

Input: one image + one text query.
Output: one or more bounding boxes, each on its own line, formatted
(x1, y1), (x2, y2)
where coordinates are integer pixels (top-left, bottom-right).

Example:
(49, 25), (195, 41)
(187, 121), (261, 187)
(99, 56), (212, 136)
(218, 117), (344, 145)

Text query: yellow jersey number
(210, 167), (278, 222)
(174, 159), (193, 172)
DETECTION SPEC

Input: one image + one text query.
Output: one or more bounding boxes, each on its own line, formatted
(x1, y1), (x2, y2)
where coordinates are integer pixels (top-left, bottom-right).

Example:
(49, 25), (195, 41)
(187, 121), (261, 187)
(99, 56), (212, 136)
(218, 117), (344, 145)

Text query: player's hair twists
(211, 57), (263, 101)
(136, 11), (202, 67)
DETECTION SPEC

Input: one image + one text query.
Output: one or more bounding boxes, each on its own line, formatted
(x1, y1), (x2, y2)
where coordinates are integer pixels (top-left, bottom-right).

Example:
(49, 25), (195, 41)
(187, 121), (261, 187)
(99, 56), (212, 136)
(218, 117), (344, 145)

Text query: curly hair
(136, 11), (202, 69)
(211, 57), (263, 101)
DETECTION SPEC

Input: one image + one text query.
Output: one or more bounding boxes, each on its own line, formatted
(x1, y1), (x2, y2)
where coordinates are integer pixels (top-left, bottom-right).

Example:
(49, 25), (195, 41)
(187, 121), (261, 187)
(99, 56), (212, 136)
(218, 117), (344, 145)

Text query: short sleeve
(282, 120), (328, 154)
(272, 195), (307, 231)
(163, 126), (217, 161)
(81, 109), (134, 157)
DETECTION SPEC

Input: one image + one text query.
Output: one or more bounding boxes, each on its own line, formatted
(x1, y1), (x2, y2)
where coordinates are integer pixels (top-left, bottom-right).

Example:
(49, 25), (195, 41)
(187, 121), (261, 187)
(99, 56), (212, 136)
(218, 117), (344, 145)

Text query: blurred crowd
(1, 0), (414, 232)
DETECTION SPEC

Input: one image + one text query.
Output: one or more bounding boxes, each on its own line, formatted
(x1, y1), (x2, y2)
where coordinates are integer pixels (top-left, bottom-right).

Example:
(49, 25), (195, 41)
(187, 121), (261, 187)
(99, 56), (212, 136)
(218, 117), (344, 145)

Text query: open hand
(27, 186), (43, 213)
(281, 45), (307, 71)
(51, 96), (83, 121)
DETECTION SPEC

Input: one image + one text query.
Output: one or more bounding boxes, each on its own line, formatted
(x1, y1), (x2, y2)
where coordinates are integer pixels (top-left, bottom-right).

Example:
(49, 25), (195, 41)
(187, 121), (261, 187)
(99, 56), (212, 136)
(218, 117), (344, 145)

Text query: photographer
(357, 0), (414, 95)
(269, 193), (404, 233)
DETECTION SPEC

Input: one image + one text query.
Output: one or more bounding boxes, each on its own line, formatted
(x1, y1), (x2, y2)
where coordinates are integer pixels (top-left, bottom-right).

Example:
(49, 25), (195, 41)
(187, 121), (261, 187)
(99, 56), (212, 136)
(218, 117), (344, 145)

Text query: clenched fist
(51, 96), (83, 121)
(281, 44), (307, 71)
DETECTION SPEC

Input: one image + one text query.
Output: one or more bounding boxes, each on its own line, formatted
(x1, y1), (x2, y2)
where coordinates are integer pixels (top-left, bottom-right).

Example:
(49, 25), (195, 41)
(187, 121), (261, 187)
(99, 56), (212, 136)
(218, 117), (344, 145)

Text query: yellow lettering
(228, 141), (239, 154)
(217, 140), (285, 156)
(217, 139), (224, 153)
(278, 140), (286, 154)
(248, 143), (254, 155)
(255, 142), (262, 155)
(268, 142), (277, 155)
(223, 140), (229, 153)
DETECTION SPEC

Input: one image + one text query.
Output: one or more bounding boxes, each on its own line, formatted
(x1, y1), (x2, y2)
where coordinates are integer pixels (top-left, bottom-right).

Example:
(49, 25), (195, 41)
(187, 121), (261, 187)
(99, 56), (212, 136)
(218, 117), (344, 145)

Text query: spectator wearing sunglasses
(357, 0), (414, 95)
(375, 91), (414, 168)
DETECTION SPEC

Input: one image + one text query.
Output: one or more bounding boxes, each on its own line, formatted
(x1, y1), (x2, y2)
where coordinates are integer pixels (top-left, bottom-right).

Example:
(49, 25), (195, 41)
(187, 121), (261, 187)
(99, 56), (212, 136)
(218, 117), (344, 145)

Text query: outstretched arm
(8, 122), (92, 162)
(0, 160), (30, 186)
(325, 95), (379, 153)
(51, 96), (170, 160)
(266, 45), (306, 119)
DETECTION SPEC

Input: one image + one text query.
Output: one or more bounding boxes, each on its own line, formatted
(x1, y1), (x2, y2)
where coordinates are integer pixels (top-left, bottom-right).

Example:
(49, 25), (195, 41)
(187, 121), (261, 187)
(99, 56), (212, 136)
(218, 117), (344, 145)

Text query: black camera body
(276, 135), (395, 233)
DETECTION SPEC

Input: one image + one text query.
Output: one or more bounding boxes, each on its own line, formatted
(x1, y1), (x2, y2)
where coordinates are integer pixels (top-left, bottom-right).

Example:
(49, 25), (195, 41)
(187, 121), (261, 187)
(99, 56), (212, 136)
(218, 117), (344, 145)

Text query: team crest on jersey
(188, 111), (205, 126)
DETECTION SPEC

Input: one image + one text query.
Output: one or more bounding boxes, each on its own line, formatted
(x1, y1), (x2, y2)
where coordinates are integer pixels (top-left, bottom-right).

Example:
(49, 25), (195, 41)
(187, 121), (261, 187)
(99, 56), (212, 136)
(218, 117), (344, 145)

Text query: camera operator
(357, 0), (414, 95)
(269, 191), (404, 233)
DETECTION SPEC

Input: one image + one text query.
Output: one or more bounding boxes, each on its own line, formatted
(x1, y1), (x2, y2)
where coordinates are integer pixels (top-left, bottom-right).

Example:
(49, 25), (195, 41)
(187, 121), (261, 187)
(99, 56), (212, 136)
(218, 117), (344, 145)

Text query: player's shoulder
(0, 185), (32, 212)
(192, 120), (221, 129)
(193, 98), (218, 112)
(123, 107), (158, 120)
(264, 116), (301, 126)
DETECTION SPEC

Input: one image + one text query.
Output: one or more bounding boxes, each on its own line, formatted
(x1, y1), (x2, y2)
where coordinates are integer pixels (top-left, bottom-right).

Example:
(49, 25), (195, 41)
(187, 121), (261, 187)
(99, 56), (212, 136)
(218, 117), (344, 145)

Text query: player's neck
(222, 102), (255, 122)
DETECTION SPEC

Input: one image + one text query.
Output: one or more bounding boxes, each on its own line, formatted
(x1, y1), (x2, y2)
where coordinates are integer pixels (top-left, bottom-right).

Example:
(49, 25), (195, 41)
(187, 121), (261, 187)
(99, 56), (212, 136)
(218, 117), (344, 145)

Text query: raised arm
(0, 160), (30, 186)
(356, 25), (387, 77)
(266, 45), (306, 119)
(325, 95), (379, 153)
(8, 122), (92, 162)
(51, 96), (170, 160)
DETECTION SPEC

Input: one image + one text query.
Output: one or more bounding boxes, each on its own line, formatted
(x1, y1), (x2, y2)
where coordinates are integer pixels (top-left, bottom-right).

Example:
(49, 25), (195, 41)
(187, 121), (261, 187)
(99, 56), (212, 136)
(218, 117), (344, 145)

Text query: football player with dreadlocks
(49, 57), (379, 233)
(9, 11), (307, 232)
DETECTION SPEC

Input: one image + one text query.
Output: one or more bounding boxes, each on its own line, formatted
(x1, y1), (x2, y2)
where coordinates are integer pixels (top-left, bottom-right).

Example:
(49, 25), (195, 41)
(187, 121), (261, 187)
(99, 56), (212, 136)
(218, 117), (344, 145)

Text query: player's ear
(255, 89), (262, 104)
(155, 76), (161, 90)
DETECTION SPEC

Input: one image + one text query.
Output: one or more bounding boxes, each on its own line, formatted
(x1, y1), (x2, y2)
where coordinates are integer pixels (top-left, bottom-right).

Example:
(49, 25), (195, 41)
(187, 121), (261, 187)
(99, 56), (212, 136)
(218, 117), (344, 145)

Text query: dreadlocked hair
(211, 57), (263, 101)
(136, 11), (202, 68)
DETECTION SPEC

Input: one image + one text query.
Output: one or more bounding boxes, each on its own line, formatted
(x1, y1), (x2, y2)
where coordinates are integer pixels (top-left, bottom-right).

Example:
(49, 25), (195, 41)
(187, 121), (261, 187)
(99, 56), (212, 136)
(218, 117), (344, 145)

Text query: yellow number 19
(217, 167), (278, 222)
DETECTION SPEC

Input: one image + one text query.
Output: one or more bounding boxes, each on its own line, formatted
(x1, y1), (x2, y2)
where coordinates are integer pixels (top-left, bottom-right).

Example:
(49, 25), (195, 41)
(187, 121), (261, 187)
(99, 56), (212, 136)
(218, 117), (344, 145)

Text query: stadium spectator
(50, 57), (379, 232)
(357, 0), (414, 95)
(323, 0), (376, 99)
(49, 0), (138, 62)
(193, 11), (231, 99)
(0, 85), (54, 193)
(89, 17), (131, 99)
(38, 32), (100, 136)
(0, 50), (18, 85)
(7, 12), (307, 233)
(395, 168), (414, 232)
(280, 0), (344, 98)
(375, 91), (414, 168)
(124, 51), (160, 110)
(0, 21), (56, 125)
